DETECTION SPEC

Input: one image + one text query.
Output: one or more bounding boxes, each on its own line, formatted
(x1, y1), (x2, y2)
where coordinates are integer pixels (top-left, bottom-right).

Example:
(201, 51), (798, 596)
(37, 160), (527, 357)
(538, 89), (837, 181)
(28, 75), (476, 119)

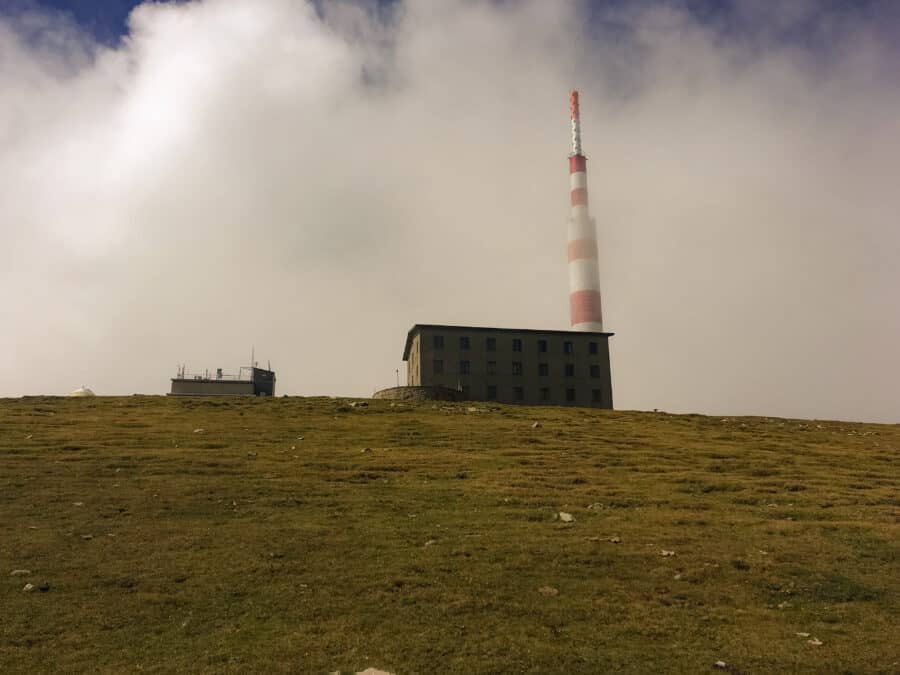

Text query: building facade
(402, 324), (612, 408)
(170, 366), (276, 397)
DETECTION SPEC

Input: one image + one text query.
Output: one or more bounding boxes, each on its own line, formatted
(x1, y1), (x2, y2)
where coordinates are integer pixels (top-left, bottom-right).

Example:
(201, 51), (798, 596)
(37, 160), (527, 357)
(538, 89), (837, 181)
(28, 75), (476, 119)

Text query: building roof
(402, 324), (614, 360)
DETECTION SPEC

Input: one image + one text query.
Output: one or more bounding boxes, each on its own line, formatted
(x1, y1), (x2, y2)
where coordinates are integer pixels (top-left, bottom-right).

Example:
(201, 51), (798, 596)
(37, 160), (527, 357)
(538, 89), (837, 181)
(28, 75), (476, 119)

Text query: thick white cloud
(2, 0), (898, 421)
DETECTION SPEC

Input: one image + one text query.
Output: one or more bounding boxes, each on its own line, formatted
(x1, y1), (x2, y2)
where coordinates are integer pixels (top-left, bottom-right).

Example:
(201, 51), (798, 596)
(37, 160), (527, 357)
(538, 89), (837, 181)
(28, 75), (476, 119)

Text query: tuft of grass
(1, 396), (899, 674)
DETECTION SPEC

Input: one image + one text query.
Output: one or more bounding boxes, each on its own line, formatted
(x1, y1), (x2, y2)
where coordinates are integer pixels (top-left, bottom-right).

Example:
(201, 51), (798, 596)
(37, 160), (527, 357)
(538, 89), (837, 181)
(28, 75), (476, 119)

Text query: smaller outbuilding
(169, 364), (276, 397)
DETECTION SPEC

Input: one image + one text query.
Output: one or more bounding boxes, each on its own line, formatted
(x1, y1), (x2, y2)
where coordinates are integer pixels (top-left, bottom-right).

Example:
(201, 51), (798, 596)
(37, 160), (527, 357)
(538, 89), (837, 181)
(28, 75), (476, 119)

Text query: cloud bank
(2, 0), (899, 422)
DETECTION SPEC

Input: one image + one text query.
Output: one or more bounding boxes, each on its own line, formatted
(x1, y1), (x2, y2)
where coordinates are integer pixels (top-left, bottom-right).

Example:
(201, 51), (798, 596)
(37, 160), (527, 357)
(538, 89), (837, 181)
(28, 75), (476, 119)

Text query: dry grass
(1, 396), (899, 674)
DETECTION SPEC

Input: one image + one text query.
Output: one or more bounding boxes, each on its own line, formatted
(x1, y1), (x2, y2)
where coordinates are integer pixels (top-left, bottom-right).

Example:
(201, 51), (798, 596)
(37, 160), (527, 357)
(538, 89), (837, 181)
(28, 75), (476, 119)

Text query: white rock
(808, 638), (823, 646)
(714, 661), (727, 670)
(559, 512), (575, 523)
(10, 569), (31, 576)
(193, 428), (205, 433)
(23, 583), (35, 592)
(531, 421), (542, 429)
(356, 670), (393, 675)
(660, 550), (676, 557)
(796, 632), (810, 637)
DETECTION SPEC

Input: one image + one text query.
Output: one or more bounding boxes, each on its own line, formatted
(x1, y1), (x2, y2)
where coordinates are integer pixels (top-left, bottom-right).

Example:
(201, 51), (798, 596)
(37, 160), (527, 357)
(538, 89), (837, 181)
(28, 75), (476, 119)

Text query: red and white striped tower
(567, 90), (604, 331)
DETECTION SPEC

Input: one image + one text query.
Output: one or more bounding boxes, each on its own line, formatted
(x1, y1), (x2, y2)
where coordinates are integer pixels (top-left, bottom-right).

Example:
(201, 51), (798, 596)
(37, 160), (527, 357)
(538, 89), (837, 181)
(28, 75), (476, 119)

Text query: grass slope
(1, 396), (899, 674)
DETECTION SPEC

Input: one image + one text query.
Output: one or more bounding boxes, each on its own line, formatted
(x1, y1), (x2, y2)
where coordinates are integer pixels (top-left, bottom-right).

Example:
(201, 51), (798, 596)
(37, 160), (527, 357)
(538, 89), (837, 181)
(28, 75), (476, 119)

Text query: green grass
(1, 396), (899, 674)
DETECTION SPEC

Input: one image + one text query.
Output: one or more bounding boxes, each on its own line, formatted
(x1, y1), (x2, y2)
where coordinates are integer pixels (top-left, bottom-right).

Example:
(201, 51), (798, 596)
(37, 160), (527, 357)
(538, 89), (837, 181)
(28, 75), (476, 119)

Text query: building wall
(170, 379), (256, 396)
(406, 326), (612, 408)
(250, 368), (276, 396)
(407, 333), (421, 386)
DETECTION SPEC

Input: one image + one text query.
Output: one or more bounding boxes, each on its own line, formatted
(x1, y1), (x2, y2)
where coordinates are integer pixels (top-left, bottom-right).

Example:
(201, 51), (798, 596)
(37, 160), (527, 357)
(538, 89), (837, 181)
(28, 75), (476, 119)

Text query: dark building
(169, 366), (276, 397)
(402, 324), (612, 408)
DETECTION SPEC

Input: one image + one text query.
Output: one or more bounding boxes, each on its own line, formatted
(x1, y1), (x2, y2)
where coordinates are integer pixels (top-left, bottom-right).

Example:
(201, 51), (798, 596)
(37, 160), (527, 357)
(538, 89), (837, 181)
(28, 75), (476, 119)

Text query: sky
(2, 0), (899, 422)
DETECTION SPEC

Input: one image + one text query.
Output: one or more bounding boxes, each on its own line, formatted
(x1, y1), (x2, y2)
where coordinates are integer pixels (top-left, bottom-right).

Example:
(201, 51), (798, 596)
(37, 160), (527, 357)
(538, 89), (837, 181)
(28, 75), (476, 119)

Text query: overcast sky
(2, 0), (899, 422)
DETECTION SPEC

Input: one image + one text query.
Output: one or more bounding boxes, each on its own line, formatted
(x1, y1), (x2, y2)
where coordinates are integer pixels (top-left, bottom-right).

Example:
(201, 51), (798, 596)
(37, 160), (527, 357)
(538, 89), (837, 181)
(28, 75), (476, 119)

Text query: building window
(459, 360), (470, 375)
(565, 363), (575, 377)
(590, 364), (601, 378)
(512, 338), (522, 352)
(434, 335), (444, 349)
(538, 339), (548, 353)
(487, 385), (497, 400)
(592, 389), (602, 402)
(564, 341), (574, 354)
(540, 387), (551, 401)
(538, 363), (549, 377)
(433, 359), (444, 375)
(589, 341), (598, 355)
(566, 388), (576, 403)
(512, 361), (523, 376)
(460, 336), (470, 350)
(487, 360), (497, 375)
(514, 386), (524, 401)
(486, 337), (496, 352)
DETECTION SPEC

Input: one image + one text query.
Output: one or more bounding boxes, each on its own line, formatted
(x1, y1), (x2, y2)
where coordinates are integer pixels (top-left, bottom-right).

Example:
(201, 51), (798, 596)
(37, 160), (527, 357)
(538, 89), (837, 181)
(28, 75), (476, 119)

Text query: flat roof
(402, 324), (614, 360)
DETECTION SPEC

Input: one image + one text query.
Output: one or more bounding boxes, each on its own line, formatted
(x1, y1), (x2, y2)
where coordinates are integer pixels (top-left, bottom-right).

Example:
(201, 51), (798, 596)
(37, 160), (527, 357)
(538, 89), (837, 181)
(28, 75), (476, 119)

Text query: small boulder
(10, 569), (31, 577)
(538, 586), (559, 597)
(23, 583), (35, 593)
(558, 512), (575, 523)
(660, 549), (675, 557)
(531, 422), (542, 429)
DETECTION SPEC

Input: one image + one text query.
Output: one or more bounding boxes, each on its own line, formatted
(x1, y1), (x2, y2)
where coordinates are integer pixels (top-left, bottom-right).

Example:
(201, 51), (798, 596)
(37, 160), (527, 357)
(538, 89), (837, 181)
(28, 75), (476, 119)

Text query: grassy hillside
(1, 396), (899, 674)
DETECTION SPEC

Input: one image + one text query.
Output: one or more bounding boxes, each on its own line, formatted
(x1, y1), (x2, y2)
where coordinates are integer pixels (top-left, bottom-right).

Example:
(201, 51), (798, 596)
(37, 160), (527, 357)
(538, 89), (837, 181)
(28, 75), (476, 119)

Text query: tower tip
(570, 90), (580, 121)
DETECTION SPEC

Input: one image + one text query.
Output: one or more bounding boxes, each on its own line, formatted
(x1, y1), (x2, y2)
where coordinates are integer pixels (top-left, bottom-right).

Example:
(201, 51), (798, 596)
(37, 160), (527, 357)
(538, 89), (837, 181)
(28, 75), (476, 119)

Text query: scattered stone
(193, 428), (205, 434)
(796, 632), (810, 637)
(349, 401), (369, 408)
(361, 447), (372, 453)
(10, 569), (31, 577)
(356, 669), (393, 675)
(660, 550), (676, 557)
(23, 583), (35, 592)
(673, 573), (682, 580)
(585, 536), (601, 542)
(586, 503), (603, 510)
(531, 422), (542, 429)
(73, 502), (84, 507)
(81, 534), (94, 540)
(609, 537), (621, 544)
(424, 539), (438, 547)
(808, 638), (823, 646)
(538, 586), (559, 597)
(247, 452), (257, 458)
(714, 661), (727, 670)
(296, 436), (304, 441)
(25, 434), (33, 439)
(778, 601), (793, 609)
(558, 512), (575, 523)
